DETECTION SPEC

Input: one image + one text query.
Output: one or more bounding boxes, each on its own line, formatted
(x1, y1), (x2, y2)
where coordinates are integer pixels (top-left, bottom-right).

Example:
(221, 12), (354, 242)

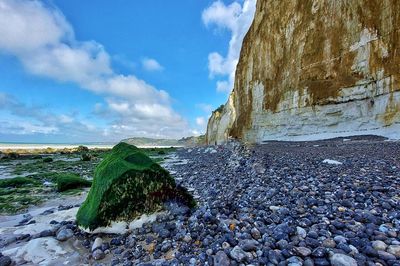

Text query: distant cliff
(207, 0), (400, 144)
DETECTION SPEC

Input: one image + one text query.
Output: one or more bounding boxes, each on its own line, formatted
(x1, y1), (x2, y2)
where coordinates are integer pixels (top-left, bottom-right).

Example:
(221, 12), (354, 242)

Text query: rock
(92, 237), (103, 251)
(56, 229), (74, 241)
(333, 236), (347, 244)
(240, 239), (259, 252)
(296, 227), (307, 239)
(330, 253), (357, 266)
(161, 242), (172, 252)
(387, 245), (400, 257)
(230, 246), (247, 263)
(93, 249), (105, 260)
(372, 240), (387, 251)
(76, 143), (195, 230)
(39, 230), (55, 238)
(312, 247), (327, 258)
(294, 247), (312, 257)
(322, 239), (336, 248)
(377, 250), (397, 261)
(251, 228), (261, 240)
(214, 251), (230, 266)
(0, 256), (12, 266)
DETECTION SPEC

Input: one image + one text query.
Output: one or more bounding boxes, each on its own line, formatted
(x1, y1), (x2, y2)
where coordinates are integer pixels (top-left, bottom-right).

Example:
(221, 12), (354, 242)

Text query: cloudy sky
(0, 0), (256, 143)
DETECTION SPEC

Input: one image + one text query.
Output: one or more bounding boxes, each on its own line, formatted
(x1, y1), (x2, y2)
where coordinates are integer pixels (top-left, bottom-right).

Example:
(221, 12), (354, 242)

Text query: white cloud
(196, 103), (213, 113)
(0, 0), (192, 139)
(202, 0), (256, 93)
(196, 117), (207, 127)
(216, 80), (231, 93)
(141, 57), (164, 72)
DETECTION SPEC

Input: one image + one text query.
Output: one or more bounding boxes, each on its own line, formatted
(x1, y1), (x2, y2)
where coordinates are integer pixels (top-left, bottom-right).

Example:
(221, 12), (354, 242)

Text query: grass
(56, 173), (92, 192)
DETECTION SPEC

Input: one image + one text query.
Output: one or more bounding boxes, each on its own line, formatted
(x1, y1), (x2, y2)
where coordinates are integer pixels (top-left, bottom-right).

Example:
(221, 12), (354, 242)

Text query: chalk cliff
(206, 0), (400, 144)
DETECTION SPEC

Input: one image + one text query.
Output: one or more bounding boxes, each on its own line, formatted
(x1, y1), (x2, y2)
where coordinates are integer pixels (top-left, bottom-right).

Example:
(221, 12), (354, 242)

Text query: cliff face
(207, 0), (400, 144)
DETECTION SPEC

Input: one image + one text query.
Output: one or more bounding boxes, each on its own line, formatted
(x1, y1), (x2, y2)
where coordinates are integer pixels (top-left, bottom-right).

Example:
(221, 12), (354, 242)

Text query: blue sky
(0, 0), (256, 143)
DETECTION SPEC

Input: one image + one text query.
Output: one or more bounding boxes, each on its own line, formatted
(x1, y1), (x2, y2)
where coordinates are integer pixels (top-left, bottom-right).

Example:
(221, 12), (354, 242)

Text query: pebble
(56, 229), (74, 241)
(294, 247), (312, 257)
(387, 245), (400, 257)
(0, 256), (12, 266)
(330, 253), (357, 266)
(92, 249), (105, 260)
(230, 246), (247, 263)
(92, 237), (103, 251)
(214, 251), (230, 266)
(372, 240), (387, 251)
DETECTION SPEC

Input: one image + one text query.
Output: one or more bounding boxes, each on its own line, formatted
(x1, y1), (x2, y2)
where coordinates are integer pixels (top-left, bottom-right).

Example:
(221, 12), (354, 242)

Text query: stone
(76, 143), (195, 230)
(294, 247), (312, 257)
(56, 229), (74, 241)
(372, 240), (387, 251)
(0, 256), (12, 266)
(240, 239), (259, 252)
(214, 251), (230, 266)
(387, 245), (400, 257)
(92, 237), (103, 251)
(330, 253), (357, 266)
(230, 246), (247, 263)
(322, 239), (336, 248)
(251, 228), (261, 240)
(377, 250), (396, 261)
(296, 227), (307, 239)
(93, 249), (105, 260)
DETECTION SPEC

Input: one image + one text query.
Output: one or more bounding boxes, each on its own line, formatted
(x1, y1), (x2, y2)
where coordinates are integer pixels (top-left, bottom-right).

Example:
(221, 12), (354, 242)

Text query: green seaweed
(77, 142), (194, 230)
(56, 173), (92, 192)
(0, 177), (39, 188)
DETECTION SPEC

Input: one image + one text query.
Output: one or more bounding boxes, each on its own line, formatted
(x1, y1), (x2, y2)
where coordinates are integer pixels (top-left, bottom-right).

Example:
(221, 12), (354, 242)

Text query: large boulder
(77, 143), (195, 230)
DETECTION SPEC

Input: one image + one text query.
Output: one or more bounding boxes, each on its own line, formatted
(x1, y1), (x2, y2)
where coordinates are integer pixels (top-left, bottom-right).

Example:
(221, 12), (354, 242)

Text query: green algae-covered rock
(77, 142), (194, 230)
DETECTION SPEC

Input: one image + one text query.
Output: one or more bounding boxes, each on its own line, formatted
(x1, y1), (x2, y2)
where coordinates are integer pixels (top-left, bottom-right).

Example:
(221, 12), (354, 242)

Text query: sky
(0, 0), (256, 143)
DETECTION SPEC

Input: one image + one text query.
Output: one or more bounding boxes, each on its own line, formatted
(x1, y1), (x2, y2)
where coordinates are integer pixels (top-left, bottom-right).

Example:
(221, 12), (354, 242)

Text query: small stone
(377, 250), (396, 261)
(230, 246), (247, 263)
(92, 237), (103, 251)
(333, 236), (347, 244)
(161, 242), (172, 252)
(387, 245), (400, 257)
(312, 247), (327, 258)
(251, 228), (261, 240)
(372, 240), (387, 251)
(330, 253), (357, 266)
(296, 227), (307, 239)
(240, 239), (259, 252)
(322, 239), (336, 248)
(294, 247), (312, 257)
(0, 256), (12, 266)
(93, 249), (105, 260)
(183, 234), (192, 243)
(39, 230), (54, 238)
(56, 229), (74, 241)
(214, 250), (230, 266)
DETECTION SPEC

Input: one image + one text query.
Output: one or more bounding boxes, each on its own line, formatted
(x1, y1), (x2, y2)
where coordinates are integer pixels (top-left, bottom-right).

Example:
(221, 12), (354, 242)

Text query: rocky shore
(1, 136), (400, 265)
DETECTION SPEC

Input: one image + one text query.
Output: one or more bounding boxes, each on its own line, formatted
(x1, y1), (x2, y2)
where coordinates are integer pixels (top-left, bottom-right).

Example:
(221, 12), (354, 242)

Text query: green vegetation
(56, 173), (92, 192)
(43, 157), (53, 163)
(77, 142), (194, 230)
(0, 176), (39, 188)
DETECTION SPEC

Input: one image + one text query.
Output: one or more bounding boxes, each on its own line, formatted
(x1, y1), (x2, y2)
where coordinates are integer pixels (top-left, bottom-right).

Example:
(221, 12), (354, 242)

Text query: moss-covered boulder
(76, 142), (195, 230)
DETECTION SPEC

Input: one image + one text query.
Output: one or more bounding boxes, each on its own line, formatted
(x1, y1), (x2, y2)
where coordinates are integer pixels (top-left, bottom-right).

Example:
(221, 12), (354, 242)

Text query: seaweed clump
(56, 173), (92, 192)
(76, 142), (195, 230)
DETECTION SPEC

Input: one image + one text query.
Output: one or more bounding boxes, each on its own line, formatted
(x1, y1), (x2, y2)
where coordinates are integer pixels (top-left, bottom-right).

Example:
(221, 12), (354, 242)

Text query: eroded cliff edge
(207, 0), (400, 144)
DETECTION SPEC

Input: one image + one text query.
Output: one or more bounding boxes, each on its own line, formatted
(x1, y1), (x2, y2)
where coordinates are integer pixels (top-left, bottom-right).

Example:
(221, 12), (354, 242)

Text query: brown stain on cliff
(223, 0), (400, 140)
